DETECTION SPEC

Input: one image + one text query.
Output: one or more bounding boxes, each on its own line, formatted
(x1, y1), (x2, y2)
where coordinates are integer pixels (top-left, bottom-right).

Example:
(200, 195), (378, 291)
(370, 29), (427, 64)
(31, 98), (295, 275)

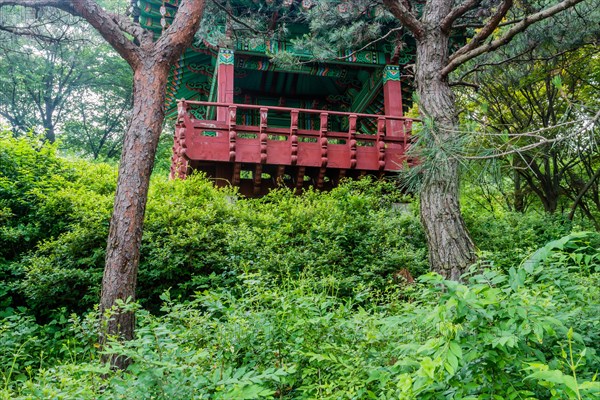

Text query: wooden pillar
(383, 65), (403, 137)
(217, 48), (235, 121)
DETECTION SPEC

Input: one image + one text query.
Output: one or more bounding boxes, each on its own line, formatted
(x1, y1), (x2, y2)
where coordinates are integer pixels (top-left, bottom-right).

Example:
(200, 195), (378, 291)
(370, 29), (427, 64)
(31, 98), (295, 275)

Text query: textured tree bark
(95, 1), (205, 368)
(99, 60), (170, 367)
(415, 0), (476, 280)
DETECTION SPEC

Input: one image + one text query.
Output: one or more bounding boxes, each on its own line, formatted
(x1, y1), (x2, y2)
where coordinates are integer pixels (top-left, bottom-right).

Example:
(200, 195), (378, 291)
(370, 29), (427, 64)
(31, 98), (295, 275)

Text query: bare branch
(569, 167), (600, 220)
(0, 24), (61, 43)
(449, 81), (479, 90)
(448, 0), (513, 63)
(457, 42), (537, 81)
(156, 0), (205, 62)
(0, 0), (66, 7)
(463, 109), (600, 160)
(453, 18), (524, 29)
(443, 0), (587, 77)
(0, 0), (142, 68)
(441, 0), (482, 32)
(69, 0), (142, 68)
(383, 0), (424, 39)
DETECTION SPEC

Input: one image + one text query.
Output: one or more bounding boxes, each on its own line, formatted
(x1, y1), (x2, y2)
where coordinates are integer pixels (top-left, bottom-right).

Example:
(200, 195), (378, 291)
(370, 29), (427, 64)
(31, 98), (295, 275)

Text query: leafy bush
(2, 134), (427, 314)
(140, 176), (427, 309)
(464, 208), (576, 270)
(0, 133), (101, 312)
(2, 233), (598, 399)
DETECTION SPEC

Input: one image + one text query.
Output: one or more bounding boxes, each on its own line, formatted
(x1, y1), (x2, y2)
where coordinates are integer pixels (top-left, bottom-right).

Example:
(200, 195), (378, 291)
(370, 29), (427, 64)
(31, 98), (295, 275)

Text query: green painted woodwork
(136, 0), (416, 122)
(236, 55), (349, 78)
(235, 40), (387, 67)
(383, 65), (401, 83)
(218, 49), (235, 66)
(351, 70), (383, 114)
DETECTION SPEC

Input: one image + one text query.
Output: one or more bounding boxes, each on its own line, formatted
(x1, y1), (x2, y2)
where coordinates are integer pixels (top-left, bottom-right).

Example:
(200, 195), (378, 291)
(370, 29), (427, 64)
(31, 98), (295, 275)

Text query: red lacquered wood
(172, 99), (417, 195)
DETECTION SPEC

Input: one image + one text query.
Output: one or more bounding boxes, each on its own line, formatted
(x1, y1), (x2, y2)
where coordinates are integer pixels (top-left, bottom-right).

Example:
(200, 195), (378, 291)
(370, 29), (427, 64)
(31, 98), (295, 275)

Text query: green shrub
(7, 148), (427, 314)
(0, 133), (78, 261)
(464, 209), (575, 270)
(2, 234), (598, 399)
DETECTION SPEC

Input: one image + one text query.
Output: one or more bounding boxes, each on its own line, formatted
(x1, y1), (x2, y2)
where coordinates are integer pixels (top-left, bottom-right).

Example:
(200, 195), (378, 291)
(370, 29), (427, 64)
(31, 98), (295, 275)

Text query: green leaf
(448, 341), (462, 360)
(444, 352), (459, 375)
(562, 375), (580, 394)
(528, 369), (565, 384)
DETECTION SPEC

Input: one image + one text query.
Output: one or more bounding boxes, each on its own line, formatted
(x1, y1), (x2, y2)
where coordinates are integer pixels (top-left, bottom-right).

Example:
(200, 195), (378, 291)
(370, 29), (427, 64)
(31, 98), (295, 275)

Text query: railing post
(177, 99), (191, 126)
(217, 48), (235, 121)
(319, 112), (329, 168)
(259, 108), (268, 163)
(171, 99), (191, 180)
(383, 65), (403, 137)
(290, 109), (299, 165)
(348, 114), (357, 169)
(317, 112), (329, 189)
(377, 117), (386, 171)
(228, 106), (237, 162)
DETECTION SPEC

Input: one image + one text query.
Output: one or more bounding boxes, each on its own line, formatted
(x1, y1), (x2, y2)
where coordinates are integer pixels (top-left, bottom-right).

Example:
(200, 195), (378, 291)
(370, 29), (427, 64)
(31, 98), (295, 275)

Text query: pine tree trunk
(99, 60), (170, 368)
(415, 4), (476, 280)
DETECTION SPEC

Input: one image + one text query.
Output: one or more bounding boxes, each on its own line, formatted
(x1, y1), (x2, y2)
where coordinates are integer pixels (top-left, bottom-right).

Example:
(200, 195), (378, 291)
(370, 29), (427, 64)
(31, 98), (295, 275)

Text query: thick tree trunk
(99, 60), (170, 367)
(42, 112), (55, 143)
(0, 0), (206, 371)
(415, 3), (476, 280)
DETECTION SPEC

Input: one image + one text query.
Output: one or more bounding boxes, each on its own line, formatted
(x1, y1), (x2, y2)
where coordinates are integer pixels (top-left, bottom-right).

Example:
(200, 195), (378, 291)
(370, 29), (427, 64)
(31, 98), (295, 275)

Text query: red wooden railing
(171, 100), (416, 181)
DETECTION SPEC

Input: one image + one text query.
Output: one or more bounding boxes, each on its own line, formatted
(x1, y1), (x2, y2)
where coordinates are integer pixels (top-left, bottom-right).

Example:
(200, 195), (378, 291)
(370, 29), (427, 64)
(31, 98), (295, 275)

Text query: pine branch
(334, 26), (404, 63)
(211, 0), (268, 35)
(442, 0), (587, 77)
(382, 0), (424, 39)
(441, 0), (482, 33)
(448, 0), (514, 63)
(156, 0), (205, 62)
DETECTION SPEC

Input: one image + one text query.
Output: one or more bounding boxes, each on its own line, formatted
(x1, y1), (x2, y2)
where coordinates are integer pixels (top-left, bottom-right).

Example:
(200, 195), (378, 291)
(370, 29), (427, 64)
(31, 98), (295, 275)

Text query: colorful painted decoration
(383, 65), (401, 83)
(218, 49), (235, 65)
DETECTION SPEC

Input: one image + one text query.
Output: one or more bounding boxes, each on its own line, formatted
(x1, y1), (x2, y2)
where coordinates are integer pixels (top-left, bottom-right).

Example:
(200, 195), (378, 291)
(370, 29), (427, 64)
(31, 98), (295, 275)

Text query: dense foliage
(1, 236), (598, 399)
(0, 6), (132, 157)
(1, 134), (598, 398)
(0, 133), (428, 315)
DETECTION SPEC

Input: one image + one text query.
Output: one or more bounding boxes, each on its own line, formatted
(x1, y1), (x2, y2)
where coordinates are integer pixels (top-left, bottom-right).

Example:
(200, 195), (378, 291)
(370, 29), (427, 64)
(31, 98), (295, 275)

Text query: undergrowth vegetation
(1, 134), (599, 398)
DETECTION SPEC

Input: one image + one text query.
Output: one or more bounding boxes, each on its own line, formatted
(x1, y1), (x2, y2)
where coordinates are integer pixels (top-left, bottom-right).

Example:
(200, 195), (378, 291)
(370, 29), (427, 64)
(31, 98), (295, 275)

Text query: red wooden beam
(383, 65), (404, 138)
(217, 49), (235, 121)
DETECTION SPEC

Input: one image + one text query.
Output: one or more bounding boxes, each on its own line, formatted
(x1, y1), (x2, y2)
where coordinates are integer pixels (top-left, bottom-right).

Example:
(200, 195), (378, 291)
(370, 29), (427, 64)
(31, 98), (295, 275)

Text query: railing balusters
(377, 117), (386, 171)
(319, 112), (328, 168)
(290, 109), (299, 165)
(259, 107), (268, 164)
(348, 114), (357, 169)
(172, 100), (416, 191)
(228, 105), (237, 162)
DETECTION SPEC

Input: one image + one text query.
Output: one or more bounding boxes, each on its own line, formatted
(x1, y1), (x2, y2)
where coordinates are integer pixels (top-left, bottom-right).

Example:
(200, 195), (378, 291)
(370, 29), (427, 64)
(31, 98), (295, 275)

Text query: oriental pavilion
(136, 0), (417, 196)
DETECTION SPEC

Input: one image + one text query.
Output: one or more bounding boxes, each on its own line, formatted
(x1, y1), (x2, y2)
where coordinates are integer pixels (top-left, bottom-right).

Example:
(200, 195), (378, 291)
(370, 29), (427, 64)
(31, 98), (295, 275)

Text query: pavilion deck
(171, 100), (416, 196)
